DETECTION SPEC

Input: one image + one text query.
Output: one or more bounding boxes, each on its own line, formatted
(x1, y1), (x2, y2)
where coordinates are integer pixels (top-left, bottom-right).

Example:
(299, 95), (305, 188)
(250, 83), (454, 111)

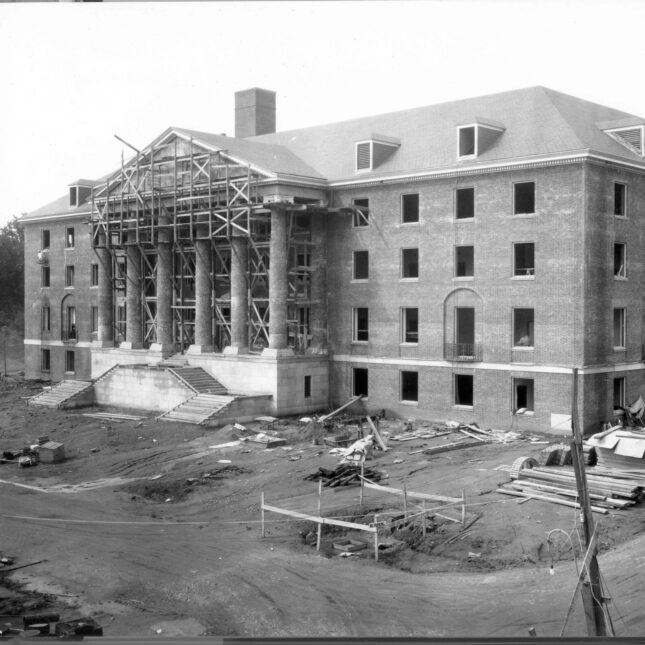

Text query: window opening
(353, 307), (369, 342)
(353, 367), (368, 397)
(401, 371), (418, 402)
(41, 230), (50, 249)
(401, 193), (419, 223)
(614, 243), (626, 278)
(66, 227), (75, 248)
(614, 183), (626, 216)
(458, 127), (476, 157)
(401, 248), (419, 279)
(65, 265), (75, 287)
(353, 250), (369, 280)
(353, 198), (369, 227)
(456, 246), (474, 277)
(91, 306), (99, 334)
(514, 378), (534, 413)
(613, 377), (625, 409)
(41, 266), (50, 288)
(613, 308), (625, 348)
(304, 375), (311, 399)
(513, 309), (534, 347)
(65, 350), (75, 373)
(514, 243), (535, 276)
(63, 306), (76, 341)
(69, 187), (78, 208)
(91, 263), (99, 286)
(514, 182), (535, 215)
(41, 306), (50, 332)
(41, 348), (50, 372)
(455, 374), (473, 406)
(402, 307), (419, 343)
(456, 187), (474, 219)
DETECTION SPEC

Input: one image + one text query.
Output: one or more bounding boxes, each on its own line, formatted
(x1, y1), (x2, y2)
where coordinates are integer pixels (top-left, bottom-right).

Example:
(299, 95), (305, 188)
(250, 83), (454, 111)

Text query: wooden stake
(261, 491), (265, 537)
(403, 480), (408, 518)
(461, 489), (466, 525)
(316, 478), (322, 551)
(360, 462), (365, 506)
(422, 501), (427, 536)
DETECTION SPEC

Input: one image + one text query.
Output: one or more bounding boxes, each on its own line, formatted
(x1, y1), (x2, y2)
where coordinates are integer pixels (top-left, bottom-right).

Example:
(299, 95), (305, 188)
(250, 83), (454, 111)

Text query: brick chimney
(235, 88), (276, 138)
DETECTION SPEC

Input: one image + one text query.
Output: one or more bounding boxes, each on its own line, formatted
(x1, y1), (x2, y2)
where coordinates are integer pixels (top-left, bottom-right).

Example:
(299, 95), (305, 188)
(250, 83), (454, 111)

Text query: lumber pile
(304, 464), (383, 487)
(498, 465), (643, 511)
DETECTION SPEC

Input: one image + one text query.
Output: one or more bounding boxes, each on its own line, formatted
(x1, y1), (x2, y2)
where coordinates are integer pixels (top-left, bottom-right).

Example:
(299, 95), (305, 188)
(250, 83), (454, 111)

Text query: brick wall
(23, 213), (96, 381)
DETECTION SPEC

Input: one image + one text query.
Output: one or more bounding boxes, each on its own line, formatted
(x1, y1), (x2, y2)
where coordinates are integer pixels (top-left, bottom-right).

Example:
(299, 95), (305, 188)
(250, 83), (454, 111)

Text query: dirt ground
(1, 377), (644, 638)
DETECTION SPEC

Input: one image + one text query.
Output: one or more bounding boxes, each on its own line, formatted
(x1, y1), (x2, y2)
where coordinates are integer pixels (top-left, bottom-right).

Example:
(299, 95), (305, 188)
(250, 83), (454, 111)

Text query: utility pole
(569, 368), (612, 636)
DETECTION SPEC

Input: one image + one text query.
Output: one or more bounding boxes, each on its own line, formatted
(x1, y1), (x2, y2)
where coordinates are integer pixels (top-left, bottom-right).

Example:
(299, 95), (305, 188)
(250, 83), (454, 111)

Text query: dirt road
(1, 382), (644, 637)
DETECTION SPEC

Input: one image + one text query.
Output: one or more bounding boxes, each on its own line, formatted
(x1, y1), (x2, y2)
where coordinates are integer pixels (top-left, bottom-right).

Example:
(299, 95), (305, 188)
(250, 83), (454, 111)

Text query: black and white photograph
(1, 0), (645, 640)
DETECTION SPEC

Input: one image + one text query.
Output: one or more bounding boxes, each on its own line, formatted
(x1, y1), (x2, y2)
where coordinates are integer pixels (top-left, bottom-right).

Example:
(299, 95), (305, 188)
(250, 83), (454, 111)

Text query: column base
(186, 344), (214, 355)
(148, 343), (176, 355)
(119, 341), (144, 350)
(91, 340), (114, 348)
(223, 345), (249, 356)
(261, 347), (294, 358)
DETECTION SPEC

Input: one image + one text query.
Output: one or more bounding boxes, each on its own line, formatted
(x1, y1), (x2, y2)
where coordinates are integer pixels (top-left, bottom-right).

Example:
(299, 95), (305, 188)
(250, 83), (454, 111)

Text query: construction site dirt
(1, 379), (644, 638)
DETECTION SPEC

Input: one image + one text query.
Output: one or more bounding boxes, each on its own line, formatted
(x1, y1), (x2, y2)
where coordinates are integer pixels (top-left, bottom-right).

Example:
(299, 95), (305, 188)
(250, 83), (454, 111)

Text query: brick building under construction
(22, 87), (645, 433)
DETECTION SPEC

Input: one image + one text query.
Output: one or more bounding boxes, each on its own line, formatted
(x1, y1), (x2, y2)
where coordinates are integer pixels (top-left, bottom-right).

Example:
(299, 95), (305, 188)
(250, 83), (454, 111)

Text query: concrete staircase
(166, 366), (228, 395)
(157, 393), (236, 425)
(29, 380), (94, 409)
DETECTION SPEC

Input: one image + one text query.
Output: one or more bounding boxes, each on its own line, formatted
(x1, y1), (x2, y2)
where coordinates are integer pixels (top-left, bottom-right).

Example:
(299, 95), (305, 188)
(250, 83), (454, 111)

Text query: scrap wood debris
(304, 463), (383, 487)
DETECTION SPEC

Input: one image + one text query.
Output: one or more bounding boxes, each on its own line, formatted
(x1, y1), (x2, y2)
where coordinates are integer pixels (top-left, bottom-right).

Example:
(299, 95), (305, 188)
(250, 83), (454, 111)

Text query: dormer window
(68, 180), (96, 208)
(355, 135), (400, 172)
(69, 186), (78, 207)
(457, 120), (505, 159)
(605, 125), (644, 157)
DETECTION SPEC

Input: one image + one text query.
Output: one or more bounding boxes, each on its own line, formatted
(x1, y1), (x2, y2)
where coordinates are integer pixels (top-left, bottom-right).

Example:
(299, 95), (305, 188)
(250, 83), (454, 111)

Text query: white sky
(1, 0), (645, 227)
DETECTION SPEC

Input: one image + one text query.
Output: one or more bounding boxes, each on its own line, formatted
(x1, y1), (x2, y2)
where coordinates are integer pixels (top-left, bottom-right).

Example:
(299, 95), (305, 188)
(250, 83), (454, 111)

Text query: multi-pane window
(455, 246), (474, 277)
(65, 350), (75, 373)
(514, 378), (534, 413)
(41, 266), (50, 287)
(514, 243), (535, 276)
(353, 251), (369, 280)
(614, 243), (626, 278)
(455, 374), (474, 406)
(41, 348), (50, 372)
(401, 371), (418, 402)
(613, 308), (625, 348)
(41, 229), (50, 249)
(91, 306), (99, 334)
(353, 367), (368, 397)
(90, 263), (99, 287)
(613, 377), (625, 408)
(65, 265), (75, 287)
(41, 306), (51, 332)
(614, 183), (626, 217)
(402, 308), (419, 344)
(456, 187), (475, 219)
(66, 227), (75, 248)
(513, 308), (534, 347)
(401, 193), (419, 224)
(513, 182), (535, 215)
(401, 248), (419, 279)
(353, 198), (369, 227)
(353, 307), (369, 342)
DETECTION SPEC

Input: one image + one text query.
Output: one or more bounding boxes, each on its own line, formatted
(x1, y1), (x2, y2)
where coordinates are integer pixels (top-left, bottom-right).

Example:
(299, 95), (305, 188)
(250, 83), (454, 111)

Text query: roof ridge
(538, 87), (587, 151)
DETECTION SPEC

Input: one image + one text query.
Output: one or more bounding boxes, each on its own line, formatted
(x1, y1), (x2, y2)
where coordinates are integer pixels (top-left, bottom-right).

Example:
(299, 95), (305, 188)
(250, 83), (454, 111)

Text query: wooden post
(422, 500), (427, 536)
(360, 462), (365, 506)
(261, 491), (265, 537)
(316, 478), (322, 551)
(403, 480), (408, 518)
(461, 489), (466, 525)
(570, 367), (612, 637)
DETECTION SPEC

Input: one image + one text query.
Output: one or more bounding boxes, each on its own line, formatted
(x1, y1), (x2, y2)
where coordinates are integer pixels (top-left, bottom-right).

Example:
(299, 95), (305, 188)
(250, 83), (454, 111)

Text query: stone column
(150, 218), (174, 354)
(95, 233), (114, 347)
(188, 234), (213, 354)
(224, 234), (249, 354)
(309, 215), (327, 353)
(122, 239), (143, 349)
(263, 206), (293, 356)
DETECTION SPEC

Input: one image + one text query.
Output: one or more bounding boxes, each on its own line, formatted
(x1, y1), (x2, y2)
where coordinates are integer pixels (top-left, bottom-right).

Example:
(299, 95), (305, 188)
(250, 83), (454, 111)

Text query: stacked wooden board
(304, 464), (383, 487)
(498, 464), (643, 512)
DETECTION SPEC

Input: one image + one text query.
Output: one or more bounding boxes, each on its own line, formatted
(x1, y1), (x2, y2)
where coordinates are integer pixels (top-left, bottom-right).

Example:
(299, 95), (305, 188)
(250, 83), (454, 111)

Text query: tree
(0, 216), (24, 328)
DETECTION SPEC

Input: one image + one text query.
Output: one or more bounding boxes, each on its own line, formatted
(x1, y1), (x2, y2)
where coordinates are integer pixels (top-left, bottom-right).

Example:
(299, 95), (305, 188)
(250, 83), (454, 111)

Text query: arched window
(61, 294), (77, 341)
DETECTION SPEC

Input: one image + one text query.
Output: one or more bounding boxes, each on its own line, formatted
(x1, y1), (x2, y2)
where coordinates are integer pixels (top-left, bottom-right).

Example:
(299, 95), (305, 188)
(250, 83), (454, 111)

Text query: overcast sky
(1, 0), (645, 227)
